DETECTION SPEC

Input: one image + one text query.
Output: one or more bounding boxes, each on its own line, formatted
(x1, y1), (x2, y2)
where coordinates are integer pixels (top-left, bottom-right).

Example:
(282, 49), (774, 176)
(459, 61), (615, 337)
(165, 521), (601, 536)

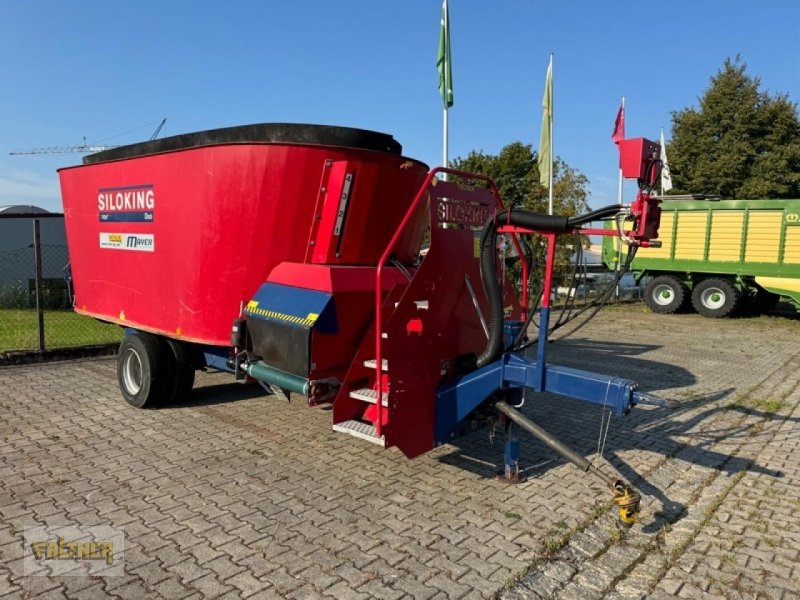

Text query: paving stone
(225, 570), (271, 597)
(67, 584), (109, 600)
(169, 558), (208, 584)
(152, 575), (195, 599)
(424, 573), (471, 600)
(187, 572), (234, 598)
(392, 577), (439, 600)
(261, 567), (302, 595)
(322, 581), (372, 599)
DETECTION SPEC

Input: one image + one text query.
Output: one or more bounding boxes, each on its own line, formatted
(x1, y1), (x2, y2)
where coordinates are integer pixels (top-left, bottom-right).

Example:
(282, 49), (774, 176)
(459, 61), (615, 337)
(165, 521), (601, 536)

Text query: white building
(0, 205), (68, 305)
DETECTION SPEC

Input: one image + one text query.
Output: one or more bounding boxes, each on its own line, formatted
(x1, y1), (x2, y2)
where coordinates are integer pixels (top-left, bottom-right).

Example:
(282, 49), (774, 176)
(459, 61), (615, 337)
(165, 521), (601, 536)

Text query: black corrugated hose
(476, 205), (623, 368)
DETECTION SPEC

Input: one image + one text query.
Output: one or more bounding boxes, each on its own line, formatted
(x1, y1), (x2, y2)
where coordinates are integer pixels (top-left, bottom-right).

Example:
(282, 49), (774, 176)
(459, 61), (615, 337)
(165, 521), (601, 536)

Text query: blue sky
(1, 0), (798, 212)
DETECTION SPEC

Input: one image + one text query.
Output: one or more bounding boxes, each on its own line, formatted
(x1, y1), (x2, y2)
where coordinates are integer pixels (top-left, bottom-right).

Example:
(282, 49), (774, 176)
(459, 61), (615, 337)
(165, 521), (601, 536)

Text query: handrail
(373, 167), (529, 437)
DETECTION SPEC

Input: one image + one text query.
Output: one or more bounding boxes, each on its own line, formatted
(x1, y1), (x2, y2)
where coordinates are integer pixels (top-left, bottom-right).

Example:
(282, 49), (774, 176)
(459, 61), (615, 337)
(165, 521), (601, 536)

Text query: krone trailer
(603, 199), (800, 317)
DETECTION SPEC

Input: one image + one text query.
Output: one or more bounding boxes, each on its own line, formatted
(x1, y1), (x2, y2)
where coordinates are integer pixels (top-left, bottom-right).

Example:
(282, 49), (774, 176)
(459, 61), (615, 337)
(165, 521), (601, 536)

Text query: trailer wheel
(164, 339), (196, 404)
(117, 333), (169, 408)
(692, 278), (740, 318)
(644, 276), (687, 314)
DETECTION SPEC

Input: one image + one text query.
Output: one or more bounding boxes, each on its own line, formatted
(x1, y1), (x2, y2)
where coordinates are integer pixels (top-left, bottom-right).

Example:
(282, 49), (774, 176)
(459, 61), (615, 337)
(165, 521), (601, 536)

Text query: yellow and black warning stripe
(245, 301), (319, 327)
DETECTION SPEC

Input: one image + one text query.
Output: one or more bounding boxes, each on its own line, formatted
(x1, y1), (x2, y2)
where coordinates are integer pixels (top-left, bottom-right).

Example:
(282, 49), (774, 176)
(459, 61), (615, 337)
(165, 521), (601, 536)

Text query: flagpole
(615, 96), (625, 302)
(547, 53), (554, 215)
(442, 0), (450, 182)
(443, 107), (449, 181)
(660, 128), (664, 196)
(659, 128), (673, 195)
(617, 96), (625, 206)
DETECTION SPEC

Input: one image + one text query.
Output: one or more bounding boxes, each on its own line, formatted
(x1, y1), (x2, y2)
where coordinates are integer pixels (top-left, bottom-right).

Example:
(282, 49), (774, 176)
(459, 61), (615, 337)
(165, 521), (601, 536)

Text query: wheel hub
(122, 348), (143, 395)
(653, 284), (675, 306)
(701, 288), (725, 310)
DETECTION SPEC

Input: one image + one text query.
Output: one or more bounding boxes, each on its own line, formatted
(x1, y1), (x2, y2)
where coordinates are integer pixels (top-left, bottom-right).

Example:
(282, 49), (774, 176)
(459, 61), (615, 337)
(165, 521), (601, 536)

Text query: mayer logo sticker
(99, 233), (155, 252)
(98, 184), (155, 222)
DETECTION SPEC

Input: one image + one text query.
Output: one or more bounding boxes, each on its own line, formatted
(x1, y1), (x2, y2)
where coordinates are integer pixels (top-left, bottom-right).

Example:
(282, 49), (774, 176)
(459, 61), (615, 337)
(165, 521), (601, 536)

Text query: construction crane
(9, 119), (166, 156)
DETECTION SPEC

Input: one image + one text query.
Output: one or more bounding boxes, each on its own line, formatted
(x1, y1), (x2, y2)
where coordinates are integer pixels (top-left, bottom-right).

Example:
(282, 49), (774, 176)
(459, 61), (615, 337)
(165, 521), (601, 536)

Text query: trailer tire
(117, 333), (169, 408)
(164, 339), (196, 404)
(692, 278), (740, 318)
(644, 276), (687, 314)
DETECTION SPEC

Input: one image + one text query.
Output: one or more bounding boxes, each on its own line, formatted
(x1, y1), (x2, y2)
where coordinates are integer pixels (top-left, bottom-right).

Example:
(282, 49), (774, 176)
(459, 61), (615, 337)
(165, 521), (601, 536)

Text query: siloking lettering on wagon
(98, 184), (155, 222)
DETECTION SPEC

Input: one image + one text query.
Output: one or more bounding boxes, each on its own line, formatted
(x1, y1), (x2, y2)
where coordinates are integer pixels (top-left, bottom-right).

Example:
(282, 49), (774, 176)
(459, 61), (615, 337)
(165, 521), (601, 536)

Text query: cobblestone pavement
(1, 307), (799, 599)
(504, 306), (800, 600)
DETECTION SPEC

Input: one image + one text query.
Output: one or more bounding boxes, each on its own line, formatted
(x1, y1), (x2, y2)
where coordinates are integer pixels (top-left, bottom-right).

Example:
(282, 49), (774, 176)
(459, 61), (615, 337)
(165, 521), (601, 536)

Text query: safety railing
(373, 167), (528, 436)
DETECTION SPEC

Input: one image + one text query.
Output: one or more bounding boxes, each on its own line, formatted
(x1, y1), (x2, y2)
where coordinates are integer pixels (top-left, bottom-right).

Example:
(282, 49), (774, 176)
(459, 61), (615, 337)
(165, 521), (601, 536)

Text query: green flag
(538, 58), (553, 188)
(437, 0), (453, 108)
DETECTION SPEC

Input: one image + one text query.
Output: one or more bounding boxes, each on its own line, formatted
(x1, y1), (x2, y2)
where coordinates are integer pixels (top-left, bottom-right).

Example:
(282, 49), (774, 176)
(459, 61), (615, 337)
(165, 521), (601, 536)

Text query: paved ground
(0, 306), (798, 599)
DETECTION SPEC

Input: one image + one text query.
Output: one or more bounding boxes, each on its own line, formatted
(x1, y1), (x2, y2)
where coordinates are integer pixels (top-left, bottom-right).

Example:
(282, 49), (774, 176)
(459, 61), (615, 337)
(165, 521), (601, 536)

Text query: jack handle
(495, 400), (642, 526)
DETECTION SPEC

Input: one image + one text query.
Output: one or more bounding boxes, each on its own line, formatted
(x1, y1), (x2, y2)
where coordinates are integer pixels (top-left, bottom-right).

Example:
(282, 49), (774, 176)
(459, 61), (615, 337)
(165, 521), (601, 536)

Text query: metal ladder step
(332, 420), (385, 446)
(349, 387), (388, 406)
(363, 358), (388, 371)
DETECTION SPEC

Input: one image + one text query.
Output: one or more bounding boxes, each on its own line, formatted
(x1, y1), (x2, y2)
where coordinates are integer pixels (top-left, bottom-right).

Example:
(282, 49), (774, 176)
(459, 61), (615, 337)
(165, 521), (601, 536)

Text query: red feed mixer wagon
(59, 124), (669, 524)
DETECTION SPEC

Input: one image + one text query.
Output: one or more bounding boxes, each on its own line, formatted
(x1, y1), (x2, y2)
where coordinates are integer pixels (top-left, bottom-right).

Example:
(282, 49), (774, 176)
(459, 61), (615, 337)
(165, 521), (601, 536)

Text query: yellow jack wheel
(612, 480), (641, 527)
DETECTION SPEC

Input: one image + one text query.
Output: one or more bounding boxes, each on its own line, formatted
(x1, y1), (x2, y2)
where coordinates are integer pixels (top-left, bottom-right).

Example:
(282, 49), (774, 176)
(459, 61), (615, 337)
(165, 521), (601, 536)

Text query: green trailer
(602, 198), (800, 317)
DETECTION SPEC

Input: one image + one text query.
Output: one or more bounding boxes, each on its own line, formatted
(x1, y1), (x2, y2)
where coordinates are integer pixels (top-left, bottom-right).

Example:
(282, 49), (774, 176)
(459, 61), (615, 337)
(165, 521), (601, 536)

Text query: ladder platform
(363, 358), (389, 371)
(349, 387), (388, 406)
(333, 420), (385, 446)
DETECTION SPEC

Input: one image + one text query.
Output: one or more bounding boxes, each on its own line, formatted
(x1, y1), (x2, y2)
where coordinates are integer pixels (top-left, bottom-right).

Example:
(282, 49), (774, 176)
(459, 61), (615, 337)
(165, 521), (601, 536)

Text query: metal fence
(0, 219), (122, 353)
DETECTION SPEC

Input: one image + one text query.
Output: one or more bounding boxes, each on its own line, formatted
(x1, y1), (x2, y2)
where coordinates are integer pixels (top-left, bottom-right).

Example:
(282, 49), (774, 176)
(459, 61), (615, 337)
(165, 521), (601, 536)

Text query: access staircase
(330, 169), (519, 459)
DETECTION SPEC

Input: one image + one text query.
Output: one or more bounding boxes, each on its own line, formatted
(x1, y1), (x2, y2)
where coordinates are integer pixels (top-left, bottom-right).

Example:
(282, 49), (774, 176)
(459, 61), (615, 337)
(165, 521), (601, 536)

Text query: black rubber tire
(692, 278), (741, 318)
(117, 333), (169, 408)
(163, 339), (196, 404)
(644, 275), (688, 314)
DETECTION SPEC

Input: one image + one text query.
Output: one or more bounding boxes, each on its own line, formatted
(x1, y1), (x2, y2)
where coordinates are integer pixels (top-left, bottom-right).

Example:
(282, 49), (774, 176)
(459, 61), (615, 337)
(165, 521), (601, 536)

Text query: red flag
(611, 103), (625, 144)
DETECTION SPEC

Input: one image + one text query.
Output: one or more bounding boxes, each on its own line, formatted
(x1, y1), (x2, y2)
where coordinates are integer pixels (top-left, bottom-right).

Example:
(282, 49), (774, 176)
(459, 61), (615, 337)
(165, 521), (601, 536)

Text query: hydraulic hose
(476, 204), (624, 368)
(477, 209), (569, 368)
(566, 204), (624, 226)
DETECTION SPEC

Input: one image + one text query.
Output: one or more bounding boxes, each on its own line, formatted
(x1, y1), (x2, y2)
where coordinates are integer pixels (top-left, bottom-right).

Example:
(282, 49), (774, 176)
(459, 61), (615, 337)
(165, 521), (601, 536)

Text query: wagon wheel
(644, 275), (689, 314)
(117, 332), (171, 408)
(692, 278), (741, 318)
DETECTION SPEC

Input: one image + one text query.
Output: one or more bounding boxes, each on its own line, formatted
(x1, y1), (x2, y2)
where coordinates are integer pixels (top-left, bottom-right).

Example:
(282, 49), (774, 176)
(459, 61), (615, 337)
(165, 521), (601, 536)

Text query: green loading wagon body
(602, 198), (800, 317)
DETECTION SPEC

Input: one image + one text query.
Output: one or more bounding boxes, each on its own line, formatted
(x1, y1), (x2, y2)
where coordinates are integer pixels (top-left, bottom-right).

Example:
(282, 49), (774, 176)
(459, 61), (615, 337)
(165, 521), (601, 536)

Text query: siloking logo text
(99, 233), (155, 252)
(436, 198), (491, 229)
(98, 184), (155, 222)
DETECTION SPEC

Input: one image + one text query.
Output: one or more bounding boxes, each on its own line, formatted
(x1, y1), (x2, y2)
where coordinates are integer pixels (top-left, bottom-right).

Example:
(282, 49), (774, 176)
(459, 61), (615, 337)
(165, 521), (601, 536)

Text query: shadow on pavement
(435, 336), (786, 531)
(162, 380), (267, 409)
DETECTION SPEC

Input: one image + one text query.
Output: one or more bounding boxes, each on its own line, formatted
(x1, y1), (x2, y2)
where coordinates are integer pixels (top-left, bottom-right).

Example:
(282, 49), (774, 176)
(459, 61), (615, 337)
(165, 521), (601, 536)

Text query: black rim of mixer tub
(83, 123), (409, 164)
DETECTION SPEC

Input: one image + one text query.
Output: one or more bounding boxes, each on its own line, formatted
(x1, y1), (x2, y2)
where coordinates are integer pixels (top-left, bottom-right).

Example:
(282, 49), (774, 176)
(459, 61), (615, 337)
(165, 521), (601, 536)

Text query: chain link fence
(0, 219), (122, 354)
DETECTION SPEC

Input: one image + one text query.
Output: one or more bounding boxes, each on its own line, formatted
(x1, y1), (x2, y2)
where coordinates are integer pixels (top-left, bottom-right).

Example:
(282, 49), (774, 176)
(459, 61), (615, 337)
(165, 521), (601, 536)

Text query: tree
(450, 141), (589, 216)
(668, 57), (800, 199)
(450, 142), (591, 286)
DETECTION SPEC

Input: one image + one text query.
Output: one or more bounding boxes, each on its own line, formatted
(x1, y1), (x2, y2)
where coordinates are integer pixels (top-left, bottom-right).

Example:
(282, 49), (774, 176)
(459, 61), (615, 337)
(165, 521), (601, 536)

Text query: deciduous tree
(450, 142), (590, 287)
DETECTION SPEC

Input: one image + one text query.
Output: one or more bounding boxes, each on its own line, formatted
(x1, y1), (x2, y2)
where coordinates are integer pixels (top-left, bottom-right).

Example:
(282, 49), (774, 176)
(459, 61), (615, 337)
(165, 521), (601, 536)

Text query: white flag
(660, 129), (673, 193)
